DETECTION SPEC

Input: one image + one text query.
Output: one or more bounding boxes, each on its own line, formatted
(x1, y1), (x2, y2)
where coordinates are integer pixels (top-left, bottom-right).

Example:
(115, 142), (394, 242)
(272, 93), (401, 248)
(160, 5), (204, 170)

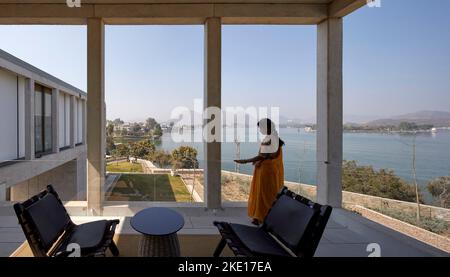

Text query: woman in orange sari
(234, 118), (285, 225)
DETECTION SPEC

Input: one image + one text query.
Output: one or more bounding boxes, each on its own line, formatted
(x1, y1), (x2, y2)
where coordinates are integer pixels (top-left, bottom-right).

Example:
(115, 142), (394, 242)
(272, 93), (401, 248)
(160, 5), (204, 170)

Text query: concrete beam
(316, 18), (343, 208)
(0, 145), (86, 190)
(87, 18), (105, 215)
(204, 17), (222, 210)
(95, 4), (213, 17)
(102, 17), (206, 25)
(328, 0), (367, 18)
(0, 17), (87, 25)
(98, 4), (213, 24)
(0, 0), (331, 3)
(0, 3), (329, 25)
(216, 4), (327, 24)
(51, 88), (60, 153)
(0, 4), (94, 24)
(24, 78), (34, 161)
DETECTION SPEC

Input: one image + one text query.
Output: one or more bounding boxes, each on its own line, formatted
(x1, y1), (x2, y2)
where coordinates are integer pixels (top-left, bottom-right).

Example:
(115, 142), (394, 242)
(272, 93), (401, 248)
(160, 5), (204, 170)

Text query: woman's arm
(234, 155), (265, 164)
(234, 141), (281, 164)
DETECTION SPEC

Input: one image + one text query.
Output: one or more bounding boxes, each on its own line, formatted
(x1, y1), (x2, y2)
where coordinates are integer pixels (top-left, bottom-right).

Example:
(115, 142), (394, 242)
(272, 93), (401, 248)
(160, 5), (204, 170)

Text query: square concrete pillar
(204, 17), (222, 210)
(82, 99), (87, 144)
(25, 78), (35, 161)
(87, 18), (105, 215)
(70, 95), (76, 148)
(52, 88), (60, 153)
(316, 18), (343, 208)
(0, 182), (6, 201)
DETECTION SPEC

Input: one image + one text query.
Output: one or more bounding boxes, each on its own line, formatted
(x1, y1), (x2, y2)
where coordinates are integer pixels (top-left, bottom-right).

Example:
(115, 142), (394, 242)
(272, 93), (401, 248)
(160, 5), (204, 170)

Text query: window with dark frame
(34, 84), (52, 156)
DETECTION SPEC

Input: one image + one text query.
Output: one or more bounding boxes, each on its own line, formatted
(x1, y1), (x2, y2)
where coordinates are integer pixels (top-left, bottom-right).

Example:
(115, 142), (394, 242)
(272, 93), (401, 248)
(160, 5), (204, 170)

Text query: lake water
(157, 128), (450, 204)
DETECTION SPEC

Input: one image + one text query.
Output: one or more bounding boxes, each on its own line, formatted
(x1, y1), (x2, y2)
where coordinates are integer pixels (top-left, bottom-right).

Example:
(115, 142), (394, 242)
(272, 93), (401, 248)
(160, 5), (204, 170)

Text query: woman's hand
(234, 159), (248, 164)
(253, 160), (263, 168)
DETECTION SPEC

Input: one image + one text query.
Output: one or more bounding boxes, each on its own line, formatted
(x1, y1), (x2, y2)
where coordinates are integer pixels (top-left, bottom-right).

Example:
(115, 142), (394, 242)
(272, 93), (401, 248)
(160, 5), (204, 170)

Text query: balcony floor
(1, 205), (448, 257)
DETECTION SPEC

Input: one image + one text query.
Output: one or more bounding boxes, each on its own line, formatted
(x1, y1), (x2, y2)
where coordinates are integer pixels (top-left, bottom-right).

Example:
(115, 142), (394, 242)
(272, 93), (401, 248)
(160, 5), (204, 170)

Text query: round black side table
(130, 207), (185, 257)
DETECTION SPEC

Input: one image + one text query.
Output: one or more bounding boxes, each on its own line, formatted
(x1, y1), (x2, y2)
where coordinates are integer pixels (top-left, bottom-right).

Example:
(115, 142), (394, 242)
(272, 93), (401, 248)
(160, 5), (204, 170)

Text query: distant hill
(367, 111), (450, 127)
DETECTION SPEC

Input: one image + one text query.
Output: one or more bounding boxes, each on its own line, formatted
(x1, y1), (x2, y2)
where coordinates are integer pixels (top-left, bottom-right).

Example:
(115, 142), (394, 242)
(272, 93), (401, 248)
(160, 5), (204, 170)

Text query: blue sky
(0, 0), (449, 123)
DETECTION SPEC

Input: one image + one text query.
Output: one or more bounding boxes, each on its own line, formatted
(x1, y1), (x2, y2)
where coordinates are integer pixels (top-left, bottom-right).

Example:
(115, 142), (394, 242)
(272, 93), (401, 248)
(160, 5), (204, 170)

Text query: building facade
(0, 49), (87, 201)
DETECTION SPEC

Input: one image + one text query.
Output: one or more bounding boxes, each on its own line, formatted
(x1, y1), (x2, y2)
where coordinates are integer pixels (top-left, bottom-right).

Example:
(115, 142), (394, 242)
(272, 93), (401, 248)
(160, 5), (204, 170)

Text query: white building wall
(0, 69), (18, 162)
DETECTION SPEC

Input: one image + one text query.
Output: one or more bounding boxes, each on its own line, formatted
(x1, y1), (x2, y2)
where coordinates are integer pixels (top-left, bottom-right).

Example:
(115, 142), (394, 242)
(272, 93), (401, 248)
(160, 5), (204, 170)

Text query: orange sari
(248, 146), (284, 222)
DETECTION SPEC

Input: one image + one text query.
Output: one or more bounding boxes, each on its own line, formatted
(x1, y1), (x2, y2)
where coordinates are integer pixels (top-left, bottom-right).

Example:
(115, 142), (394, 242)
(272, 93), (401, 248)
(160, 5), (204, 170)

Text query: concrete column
(82, 99), (87, 144)
(0, 182), (6, 201)
(204, 17), (222, 210)
(52, 88), (60, 153)
(24, 78), (35, 160)
(69, 95), (76, 148)
(316, 18), (343, 208)
(87, 18), (105, 215)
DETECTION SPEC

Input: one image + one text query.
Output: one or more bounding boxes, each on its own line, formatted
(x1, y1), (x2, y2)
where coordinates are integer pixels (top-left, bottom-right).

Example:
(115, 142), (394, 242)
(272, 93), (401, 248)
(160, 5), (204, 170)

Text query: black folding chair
(213, 187), (332, 257)
(14, 185), (120, 257)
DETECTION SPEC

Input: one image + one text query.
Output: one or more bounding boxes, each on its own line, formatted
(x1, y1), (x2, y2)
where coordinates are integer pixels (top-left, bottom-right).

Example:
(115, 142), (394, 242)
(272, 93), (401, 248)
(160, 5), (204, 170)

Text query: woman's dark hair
(257, 118), (285, 147)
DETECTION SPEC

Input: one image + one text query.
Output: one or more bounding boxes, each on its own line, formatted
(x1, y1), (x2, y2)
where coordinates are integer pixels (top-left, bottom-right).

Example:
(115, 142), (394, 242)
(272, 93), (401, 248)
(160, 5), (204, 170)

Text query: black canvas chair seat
(213, 187), (332, 257)
(56, 220), (110, 255)
(14, 185), (120, 257)
(228, 224), (291, 257)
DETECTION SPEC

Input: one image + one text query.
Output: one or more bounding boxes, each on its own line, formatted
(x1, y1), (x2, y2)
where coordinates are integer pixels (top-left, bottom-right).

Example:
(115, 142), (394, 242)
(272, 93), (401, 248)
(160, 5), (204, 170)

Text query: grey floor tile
(323, 228), (373, 244)
(0, 242), (22, 257)
(0, 231), (25, 243)
(315, 243), (370, 257)
(0, 217), (20, 228)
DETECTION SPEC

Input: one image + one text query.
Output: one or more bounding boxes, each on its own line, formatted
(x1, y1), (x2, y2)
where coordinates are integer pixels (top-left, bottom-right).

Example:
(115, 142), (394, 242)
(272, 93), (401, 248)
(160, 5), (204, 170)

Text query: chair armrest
(108, 219), (120, 233)
(54, 249), (75, 257)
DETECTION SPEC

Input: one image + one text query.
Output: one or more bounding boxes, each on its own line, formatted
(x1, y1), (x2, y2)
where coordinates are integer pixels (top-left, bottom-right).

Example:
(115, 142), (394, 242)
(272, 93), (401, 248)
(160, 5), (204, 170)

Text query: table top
(130, 207), (185, 236)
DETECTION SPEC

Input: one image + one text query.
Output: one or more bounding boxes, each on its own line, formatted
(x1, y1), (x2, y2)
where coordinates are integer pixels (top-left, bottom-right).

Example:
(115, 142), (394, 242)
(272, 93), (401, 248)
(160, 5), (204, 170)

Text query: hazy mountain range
(365, 111), (450, 127)
(281, 111), (450, 127)
(140, 110), (450, 128)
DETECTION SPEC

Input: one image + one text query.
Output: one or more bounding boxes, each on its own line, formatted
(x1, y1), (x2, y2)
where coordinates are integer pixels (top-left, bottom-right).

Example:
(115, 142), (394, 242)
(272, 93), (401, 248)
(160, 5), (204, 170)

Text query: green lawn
(107, 174), (192, 202)
(106, 161), (143, 173)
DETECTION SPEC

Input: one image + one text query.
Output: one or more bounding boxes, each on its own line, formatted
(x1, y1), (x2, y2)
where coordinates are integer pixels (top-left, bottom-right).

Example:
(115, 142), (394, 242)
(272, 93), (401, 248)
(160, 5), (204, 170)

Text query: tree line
(107, 117), (164, 138)
(109, 139), (199, 170)
(343, 160), (449, 208)
(342, 122), (434, 132)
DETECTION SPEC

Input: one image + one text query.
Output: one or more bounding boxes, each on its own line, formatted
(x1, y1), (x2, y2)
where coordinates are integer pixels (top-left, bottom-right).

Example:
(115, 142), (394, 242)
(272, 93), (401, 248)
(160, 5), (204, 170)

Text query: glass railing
(105, 154), (201, 203)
